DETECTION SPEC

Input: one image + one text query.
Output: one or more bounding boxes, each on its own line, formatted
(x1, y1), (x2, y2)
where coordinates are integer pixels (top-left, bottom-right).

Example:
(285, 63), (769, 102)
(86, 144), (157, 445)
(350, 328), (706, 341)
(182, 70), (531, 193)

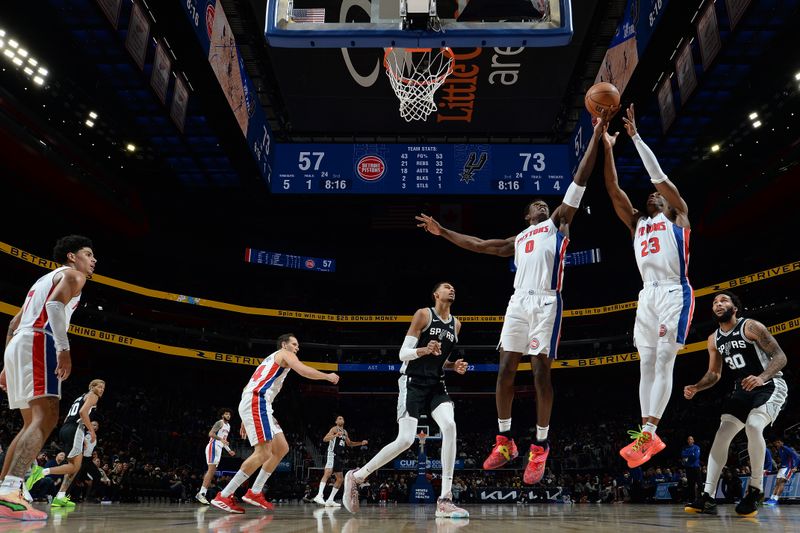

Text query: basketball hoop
(384, 47), (455, 122)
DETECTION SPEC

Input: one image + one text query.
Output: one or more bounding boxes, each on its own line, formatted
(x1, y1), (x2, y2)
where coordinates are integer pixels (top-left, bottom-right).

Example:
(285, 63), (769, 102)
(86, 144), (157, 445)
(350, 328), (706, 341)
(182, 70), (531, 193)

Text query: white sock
(199, 486), (207, 496)
(221, 469), (251, 498)
(643, 422), (657, 436)
(317, 481), (326, 497)
(0, 476), (23, 494)
(251, 469), (271, 493)
(326, 487), (339, 502)
(536, 425), (549, 442)
(42, 468), (51, 476)
(498, 418), (512, 433)
(774, 494), (781, 501)
(56, 491), (66, 499)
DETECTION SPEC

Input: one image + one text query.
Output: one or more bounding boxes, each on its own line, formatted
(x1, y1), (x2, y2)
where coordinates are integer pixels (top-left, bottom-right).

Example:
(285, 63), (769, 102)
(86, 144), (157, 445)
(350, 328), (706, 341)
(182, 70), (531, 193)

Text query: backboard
(265, 0), (573, 48)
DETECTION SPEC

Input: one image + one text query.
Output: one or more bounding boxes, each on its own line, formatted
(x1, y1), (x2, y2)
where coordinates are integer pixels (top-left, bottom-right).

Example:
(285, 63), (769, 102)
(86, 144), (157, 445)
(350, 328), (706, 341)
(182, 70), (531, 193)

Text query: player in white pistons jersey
(195, 408), (236, 504)
(416, 113), (609, 486)
(211, 334), (339, 514)
(603, 104), (694, 469)
(0, 235), (95, 522)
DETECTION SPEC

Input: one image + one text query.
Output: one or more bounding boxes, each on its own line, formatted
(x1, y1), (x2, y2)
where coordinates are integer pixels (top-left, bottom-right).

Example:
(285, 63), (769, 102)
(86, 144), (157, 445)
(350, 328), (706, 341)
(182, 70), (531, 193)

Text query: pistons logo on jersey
(530, 339), (540, 350)
(659, 324), (667, 337)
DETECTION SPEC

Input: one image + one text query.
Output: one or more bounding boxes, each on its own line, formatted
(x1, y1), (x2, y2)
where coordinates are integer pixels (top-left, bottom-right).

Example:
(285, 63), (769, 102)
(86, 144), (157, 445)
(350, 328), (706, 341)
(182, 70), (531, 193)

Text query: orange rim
(384, 47), (455, 86)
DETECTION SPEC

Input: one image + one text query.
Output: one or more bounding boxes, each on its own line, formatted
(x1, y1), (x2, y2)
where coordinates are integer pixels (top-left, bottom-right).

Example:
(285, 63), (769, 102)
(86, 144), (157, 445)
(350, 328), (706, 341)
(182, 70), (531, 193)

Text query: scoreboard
(272, 143), (571, 195)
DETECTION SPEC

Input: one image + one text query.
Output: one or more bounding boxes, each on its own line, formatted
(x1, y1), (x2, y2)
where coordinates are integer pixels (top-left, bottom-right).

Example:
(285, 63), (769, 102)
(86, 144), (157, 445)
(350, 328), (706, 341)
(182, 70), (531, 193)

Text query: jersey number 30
(724, 353), (746, 370)
(640, 237), (661, 257)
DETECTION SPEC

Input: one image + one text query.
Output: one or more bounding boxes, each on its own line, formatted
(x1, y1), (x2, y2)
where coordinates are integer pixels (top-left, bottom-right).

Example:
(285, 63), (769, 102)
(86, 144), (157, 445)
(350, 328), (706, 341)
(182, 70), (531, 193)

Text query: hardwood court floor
(1, 501), (798, 532)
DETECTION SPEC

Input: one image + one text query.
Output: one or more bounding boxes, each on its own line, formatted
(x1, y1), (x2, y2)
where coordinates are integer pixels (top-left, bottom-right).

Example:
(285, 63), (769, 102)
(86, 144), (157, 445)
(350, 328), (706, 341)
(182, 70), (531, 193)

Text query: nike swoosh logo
(544, 302), (553, 306)
(668, 288), (679, 293)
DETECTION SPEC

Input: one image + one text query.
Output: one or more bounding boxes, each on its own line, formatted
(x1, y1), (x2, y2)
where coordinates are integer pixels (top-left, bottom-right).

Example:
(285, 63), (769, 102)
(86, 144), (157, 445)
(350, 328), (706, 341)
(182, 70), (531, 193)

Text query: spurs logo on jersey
(513, 219), (569, 292)
(715, 318), (784, 387)
(16, 266), (81, 335)
(400, 308), (458, 382)
(327, 429), (348, 457)
(633, 212), (690, 282)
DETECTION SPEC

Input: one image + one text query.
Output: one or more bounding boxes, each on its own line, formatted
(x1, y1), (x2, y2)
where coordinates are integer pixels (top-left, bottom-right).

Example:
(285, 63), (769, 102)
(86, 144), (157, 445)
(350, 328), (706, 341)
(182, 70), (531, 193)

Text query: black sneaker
(684, 492), (717, 515)
(735, 486), (763, 517)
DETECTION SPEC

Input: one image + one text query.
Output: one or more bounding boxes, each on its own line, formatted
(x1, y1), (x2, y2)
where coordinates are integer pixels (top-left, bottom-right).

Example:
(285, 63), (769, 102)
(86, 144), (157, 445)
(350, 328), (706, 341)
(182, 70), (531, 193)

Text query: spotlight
(3, 49), (14, 59)
(795, 72), (800, 81)
(12, 57), (22, 66)
(8, 39), (18, 48)
(126, 143), (137, 152)
(85, 119), (95, 127)
(27, 57), (37, 66)
(32, 76), (43, 85)
(17, 48), (27, 57)
(752, 120), (762, 128)
(37, 67), (47, 76)
(89, 111), (98, 119)
(748, 112), (758, 120)
(711, 144), (720, 152)
(23, 66), (32, 75)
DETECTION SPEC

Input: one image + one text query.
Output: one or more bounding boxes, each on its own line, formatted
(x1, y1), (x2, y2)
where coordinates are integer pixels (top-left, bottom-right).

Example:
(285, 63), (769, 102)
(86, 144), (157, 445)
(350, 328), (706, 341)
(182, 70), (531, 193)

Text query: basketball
(585, 82), (621, 117)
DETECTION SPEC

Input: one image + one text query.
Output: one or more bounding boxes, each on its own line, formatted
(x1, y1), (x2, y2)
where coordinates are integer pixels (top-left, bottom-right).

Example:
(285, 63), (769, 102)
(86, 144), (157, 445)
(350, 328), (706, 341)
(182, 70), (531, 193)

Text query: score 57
(298, 151), (325, 171)
(517, 152), (546, 176)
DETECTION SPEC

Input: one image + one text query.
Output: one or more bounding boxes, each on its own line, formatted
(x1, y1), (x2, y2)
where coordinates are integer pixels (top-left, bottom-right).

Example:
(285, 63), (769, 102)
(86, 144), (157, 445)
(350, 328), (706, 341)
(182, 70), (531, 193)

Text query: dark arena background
(1, 0), (799, 531)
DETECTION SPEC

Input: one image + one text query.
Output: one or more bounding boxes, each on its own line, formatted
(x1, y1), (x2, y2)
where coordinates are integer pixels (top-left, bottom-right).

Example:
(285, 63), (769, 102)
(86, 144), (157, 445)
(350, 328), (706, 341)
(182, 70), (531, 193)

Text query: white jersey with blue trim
(242, 351), (291, 404)
(15, 266), (81, 334)
(512, 218), (569, 292)
(633, 212), (690, 283)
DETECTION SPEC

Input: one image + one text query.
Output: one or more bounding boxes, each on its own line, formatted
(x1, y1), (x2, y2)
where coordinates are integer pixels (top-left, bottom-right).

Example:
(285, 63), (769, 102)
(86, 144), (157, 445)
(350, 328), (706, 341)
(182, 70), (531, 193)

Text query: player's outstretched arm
(684, 334), (722, 399)
(623, 104), (689, 227)
(741, 319), (787, 391)
(400, 308), (441, 362)
(416, 214), (514, 257)
(281, 350), (340, 384)
(552, 112), (608, 227)
(602, 131), (640, 236)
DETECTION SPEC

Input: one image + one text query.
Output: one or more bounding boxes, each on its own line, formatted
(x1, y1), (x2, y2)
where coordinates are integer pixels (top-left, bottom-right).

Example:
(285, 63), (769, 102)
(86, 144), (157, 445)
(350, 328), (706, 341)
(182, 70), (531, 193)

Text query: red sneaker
(0, 493), (48, 521)
(242, 489), (274, 510)
(211, 493), (245, 514)
(482, 435), (519, 470)
(523, 443), (549, 485)
(620, 428), (665, 468)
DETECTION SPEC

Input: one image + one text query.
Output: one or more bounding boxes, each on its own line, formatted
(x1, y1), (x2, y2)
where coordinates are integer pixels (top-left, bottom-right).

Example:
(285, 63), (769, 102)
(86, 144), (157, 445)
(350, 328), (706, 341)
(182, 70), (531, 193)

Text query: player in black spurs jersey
(343, 282), (470, 518)
(313, 416), (367, 507)
(684, 292), (788, 517)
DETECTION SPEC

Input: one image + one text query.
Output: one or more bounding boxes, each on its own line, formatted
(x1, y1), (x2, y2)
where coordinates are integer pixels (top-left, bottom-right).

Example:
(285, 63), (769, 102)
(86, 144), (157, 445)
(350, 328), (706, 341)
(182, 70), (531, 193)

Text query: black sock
(499, 430), (513, 439)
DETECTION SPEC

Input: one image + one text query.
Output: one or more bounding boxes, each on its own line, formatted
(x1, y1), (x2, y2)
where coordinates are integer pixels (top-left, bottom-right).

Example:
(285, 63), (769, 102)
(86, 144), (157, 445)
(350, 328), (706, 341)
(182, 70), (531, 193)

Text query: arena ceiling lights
(0, 28), (48, 86)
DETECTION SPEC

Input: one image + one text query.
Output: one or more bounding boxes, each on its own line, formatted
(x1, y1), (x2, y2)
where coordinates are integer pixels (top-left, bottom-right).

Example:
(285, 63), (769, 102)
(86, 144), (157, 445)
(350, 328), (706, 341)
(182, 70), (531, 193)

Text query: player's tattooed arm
(685, 334), (722, 399)
(745, 319), (787, 384)
(209, 420), (224, 439)
(6, 311), (21, 348)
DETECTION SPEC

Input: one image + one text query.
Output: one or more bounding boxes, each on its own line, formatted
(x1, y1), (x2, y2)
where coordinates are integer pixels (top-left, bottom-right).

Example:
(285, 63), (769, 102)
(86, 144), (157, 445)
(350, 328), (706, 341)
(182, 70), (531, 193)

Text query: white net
(384, 48), (455, 122)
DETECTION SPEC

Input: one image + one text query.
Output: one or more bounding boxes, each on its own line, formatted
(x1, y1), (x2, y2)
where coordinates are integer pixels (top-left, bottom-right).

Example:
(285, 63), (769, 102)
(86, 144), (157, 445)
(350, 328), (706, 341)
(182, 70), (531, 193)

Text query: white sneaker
(435, 497), (469, 518)
(313, 494), (326, 505)
(195, 492), (209, 505)
(22, 484), (33, 503)
(343, 469), (361, 513)
(325, 500), (342, 507)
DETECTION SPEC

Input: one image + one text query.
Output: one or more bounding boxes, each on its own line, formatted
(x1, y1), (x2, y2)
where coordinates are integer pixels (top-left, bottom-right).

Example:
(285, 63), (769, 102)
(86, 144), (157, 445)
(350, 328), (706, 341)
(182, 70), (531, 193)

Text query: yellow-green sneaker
(25, 465), (45, 491)
(51, 496), (76, 508)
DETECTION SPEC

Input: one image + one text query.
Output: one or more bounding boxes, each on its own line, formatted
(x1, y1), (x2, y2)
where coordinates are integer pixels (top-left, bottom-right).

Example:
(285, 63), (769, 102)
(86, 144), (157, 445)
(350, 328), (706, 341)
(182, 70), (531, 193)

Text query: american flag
(292, 8), (326, 23)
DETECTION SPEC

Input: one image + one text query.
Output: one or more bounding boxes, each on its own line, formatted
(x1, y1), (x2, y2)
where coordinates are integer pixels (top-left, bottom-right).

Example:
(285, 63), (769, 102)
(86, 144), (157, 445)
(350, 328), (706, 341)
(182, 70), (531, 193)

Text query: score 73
(298, 151), (325, 171)
(518, 152), (546, 174)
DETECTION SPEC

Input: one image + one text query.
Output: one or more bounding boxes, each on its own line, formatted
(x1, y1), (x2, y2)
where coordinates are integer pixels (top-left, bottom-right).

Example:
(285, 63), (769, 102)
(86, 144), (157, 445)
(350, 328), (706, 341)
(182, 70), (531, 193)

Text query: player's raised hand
(453, 359), (469, 375)
(683, 384), (698, 400)
(603, 131), (620, 149)
(327, 373), (340, 385)
(622, 103), (637, 137)
(415, 213), (442, 236)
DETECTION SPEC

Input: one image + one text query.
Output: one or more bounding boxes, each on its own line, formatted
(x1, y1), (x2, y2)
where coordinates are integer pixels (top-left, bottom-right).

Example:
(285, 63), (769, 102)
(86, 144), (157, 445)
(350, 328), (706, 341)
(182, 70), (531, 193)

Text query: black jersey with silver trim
(401, 308), (458, 382)
(64, 393), (95, 426)
(715, 318), (782, 390)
